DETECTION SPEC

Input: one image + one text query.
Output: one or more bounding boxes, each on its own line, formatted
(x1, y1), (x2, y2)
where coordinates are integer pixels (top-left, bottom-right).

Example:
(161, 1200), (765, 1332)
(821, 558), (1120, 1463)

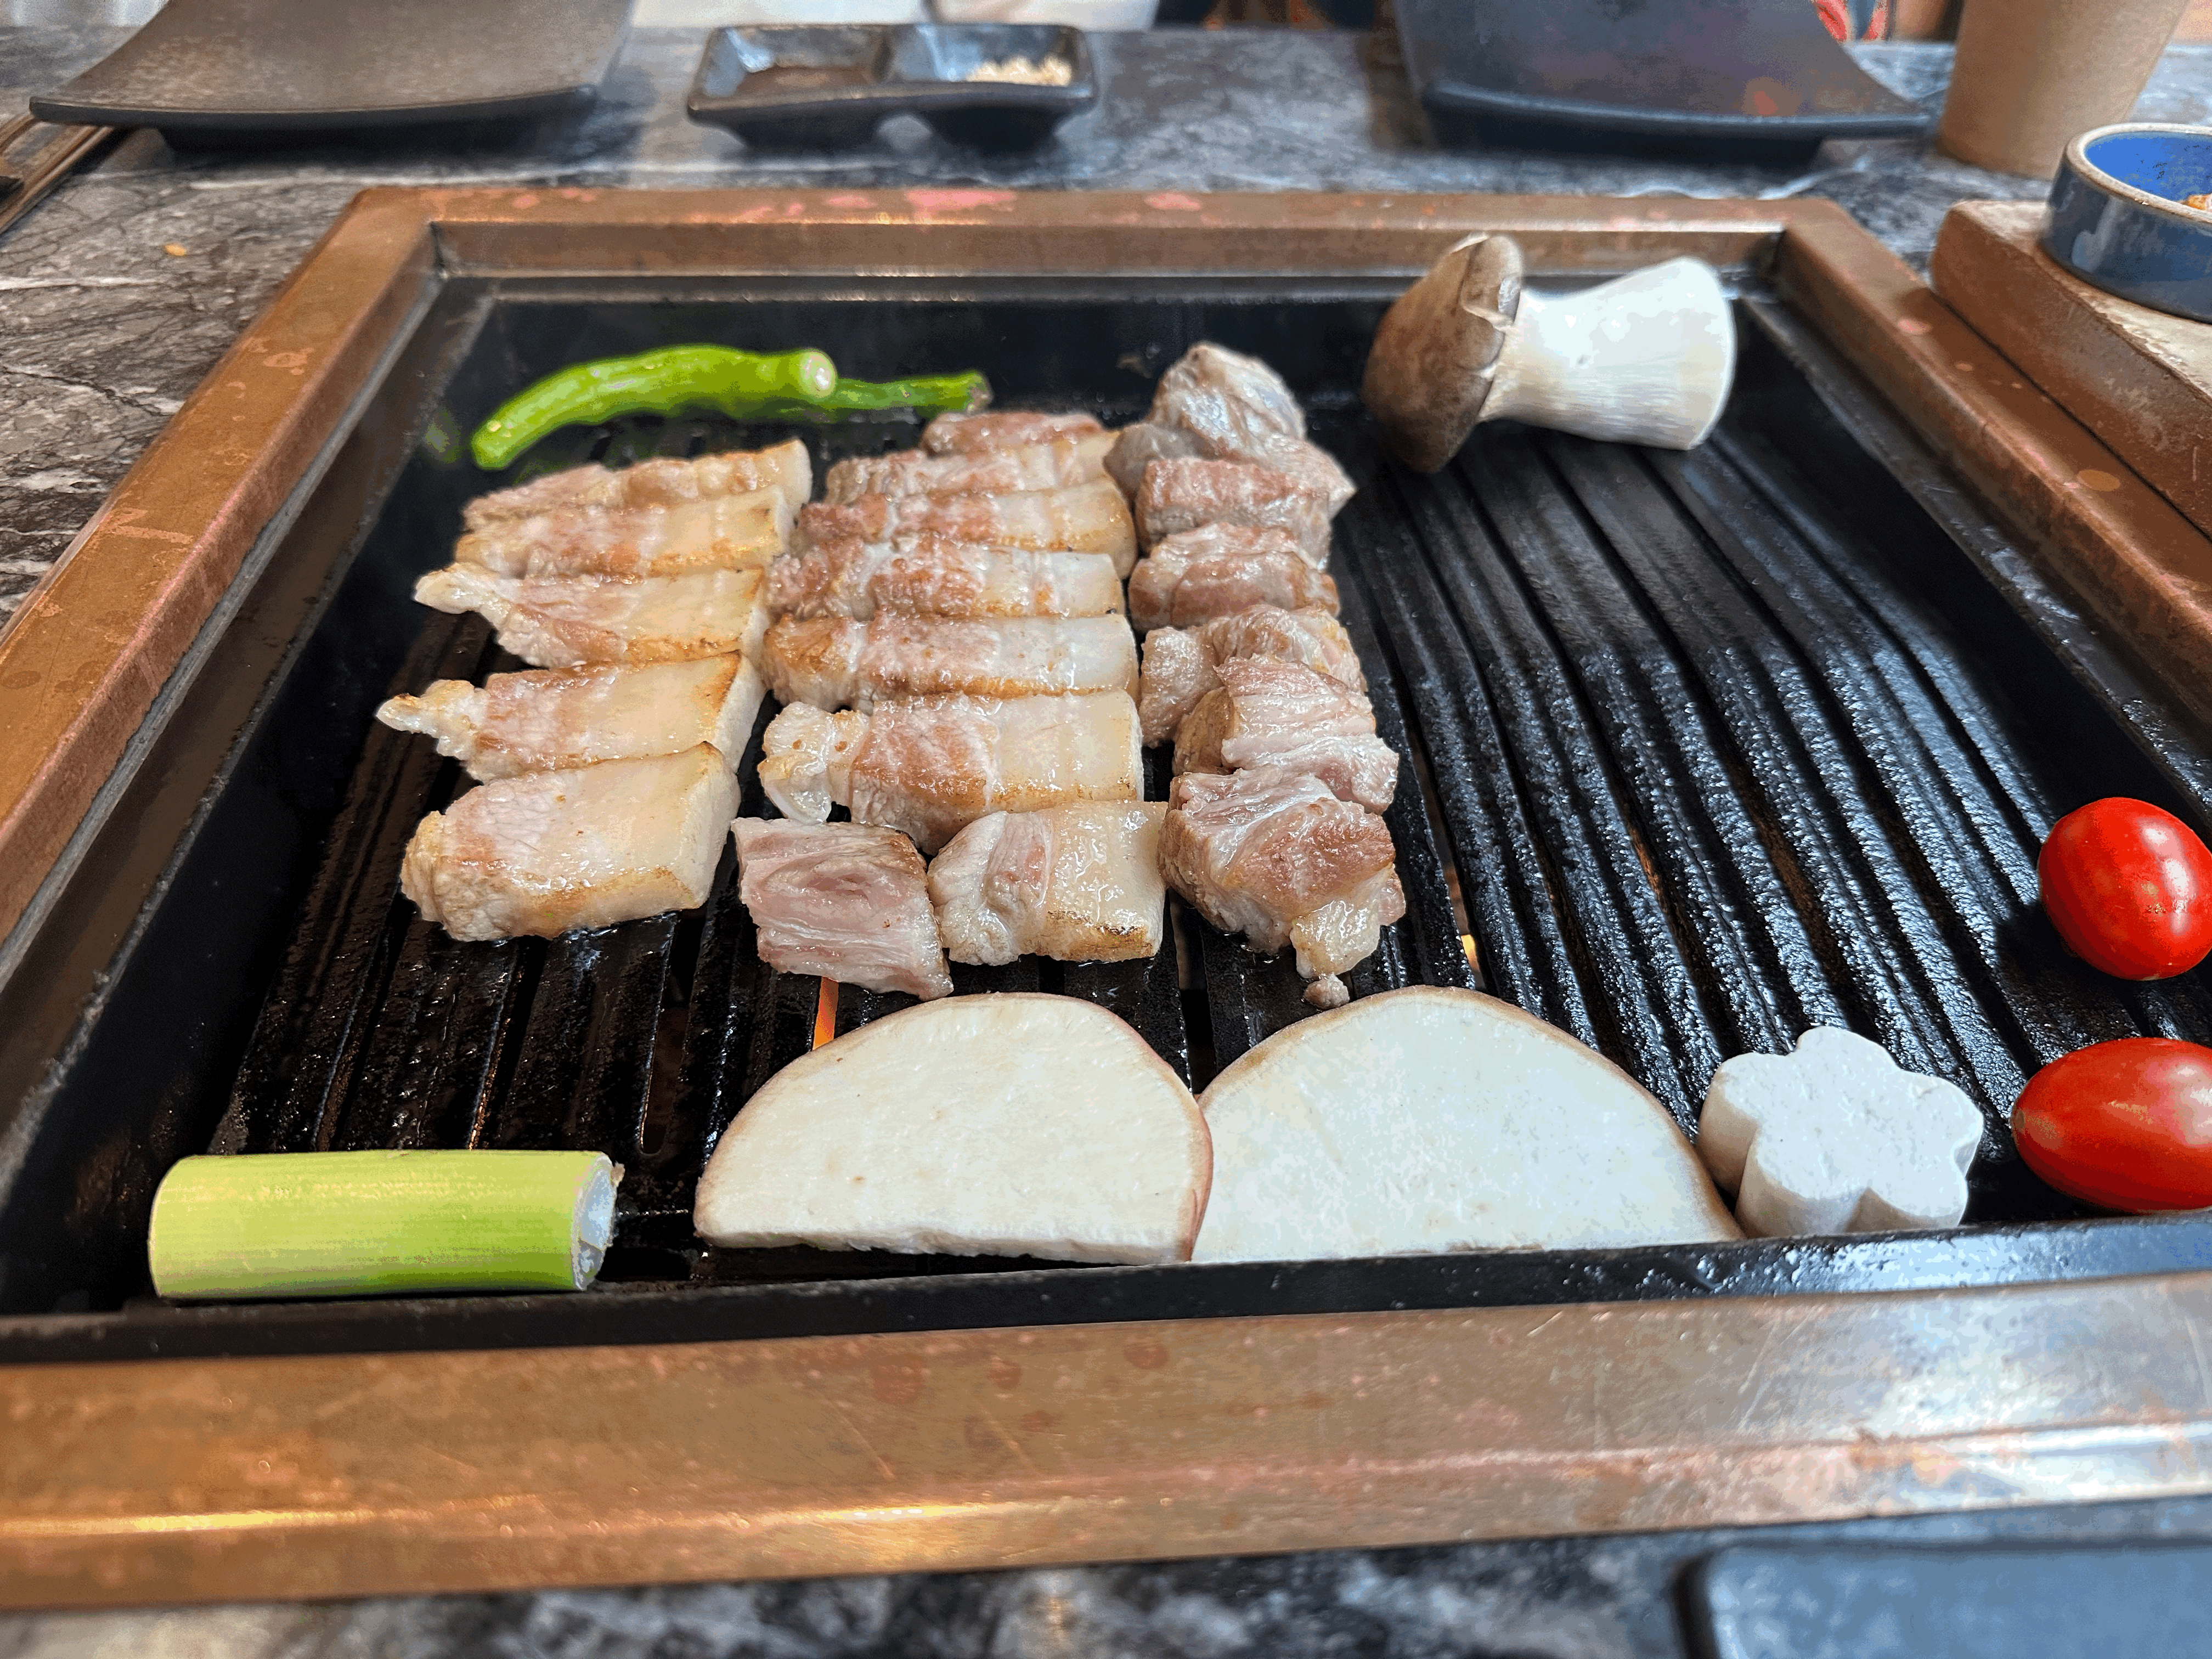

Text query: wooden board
(1932, 200), (2212, 541)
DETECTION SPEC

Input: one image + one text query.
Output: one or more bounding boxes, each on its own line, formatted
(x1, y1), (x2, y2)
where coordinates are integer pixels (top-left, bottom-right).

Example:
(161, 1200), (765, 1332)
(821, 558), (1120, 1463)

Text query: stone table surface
(7, 21), (2212, 1658)
(6, 22), (2212, 631)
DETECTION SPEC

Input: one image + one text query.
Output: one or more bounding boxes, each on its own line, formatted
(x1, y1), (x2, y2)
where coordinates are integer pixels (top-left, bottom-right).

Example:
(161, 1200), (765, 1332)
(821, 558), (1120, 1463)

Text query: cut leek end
(148, 1150), (622, 1302)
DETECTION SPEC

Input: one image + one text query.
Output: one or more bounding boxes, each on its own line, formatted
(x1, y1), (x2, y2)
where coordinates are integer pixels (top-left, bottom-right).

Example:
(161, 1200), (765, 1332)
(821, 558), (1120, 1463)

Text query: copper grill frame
(2, 189), (2210, 1609)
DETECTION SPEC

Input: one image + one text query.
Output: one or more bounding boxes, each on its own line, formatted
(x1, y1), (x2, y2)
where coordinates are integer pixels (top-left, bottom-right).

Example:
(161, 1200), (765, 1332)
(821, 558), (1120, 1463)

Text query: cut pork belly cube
(1134, 458), (1331, 562)
(455, 488), (790, 580)
(928, 802), (1167, 966)
(413, 566), (769, 669)
(922, 410), (1104, 454)
(755, 692), (1142, 853)
(1107, 343), (1353, 515)
(462, 439), (811, 529)
(378, 654), (765, 781)
(762, 613), (1138, 711)
(1159, 766), (1405, 1008)
(1138, 605), (1364, 746)
(797, 478), (1137, 576)
(823, 432), (1113, 503)
(1128, 523), (1339, 630)
(400, 744), (735, 941)
(1103, 422), (1200, 498)
(768, 538), (1124, 622)
(756, 703), (867, 823)
(1172, 658), (1397, 811)
(1107, 343), (1303, 498)
(731, 818), (951, 1000)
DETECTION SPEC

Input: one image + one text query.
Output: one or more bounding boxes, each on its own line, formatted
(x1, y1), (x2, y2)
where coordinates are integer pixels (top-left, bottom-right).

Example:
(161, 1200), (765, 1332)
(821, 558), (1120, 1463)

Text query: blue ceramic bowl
(2043, 123), (2212, 323)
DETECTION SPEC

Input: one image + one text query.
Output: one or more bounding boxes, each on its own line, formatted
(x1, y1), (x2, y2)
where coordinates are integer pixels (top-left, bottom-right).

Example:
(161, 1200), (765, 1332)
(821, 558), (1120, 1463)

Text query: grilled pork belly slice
(1135, 458), (1331, 562)
(797, 478), (1137, 576)
(1127, 523), (1339, 630)
(1138, 606), (1363, 746)
(823, 431), (1114, 503)
(928, 802), (1167, 966)
(768, 538), (1124, 622)
(755, 692), (1142, 853)
(1107, 343), (1353, 516)
(400, 745), (735, 941)
(762, 613), (1138, 711)
(455, 488), (790, 580)
(691, 994), (1210, 1265)
(1172, 658), (1398, 812)
(1160, 766), (1405, 1007)
(731, 818), (951, 1000)
(413, 566), (769, 669)
(462, 439), (812, 529)
(378, 654), (765, 782)
(922, 410), (1104, 454)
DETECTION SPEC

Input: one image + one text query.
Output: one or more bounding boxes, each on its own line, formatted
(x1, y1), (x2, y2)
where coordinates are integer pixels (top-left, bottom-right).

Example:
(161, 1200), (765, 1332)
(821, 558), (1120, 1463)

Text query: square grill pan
(3, 269), (2211, 1364)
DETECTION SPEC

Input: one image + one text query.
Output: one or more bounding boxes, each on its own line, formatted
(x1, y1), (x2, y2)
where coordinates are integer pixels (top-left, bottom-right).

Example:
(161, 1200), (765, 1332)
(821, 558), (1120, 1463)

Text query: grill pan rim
(4, 193), (2211, 1364)
(9, 188), (2212, 1606)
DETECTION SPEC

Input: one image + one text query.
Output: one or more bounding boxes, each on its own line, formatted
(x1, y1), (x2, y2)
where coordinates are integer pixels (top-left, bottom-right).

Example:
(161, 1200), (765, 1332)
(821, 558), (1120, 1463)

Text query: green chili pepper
(470, 347), (992, 470)
(472, 345), (837, 469)
(817, 370), (992, 417)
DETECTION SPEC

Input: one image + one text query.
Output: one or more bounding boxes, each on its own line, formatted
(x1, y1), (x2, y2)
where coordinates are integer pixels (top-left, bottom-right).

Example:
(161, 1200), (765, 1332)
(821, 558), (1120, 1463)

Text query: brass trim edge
(1775, 205), (2212, 735)
(0, 192), (436, 947)
(5, 1274), (2210, 1607)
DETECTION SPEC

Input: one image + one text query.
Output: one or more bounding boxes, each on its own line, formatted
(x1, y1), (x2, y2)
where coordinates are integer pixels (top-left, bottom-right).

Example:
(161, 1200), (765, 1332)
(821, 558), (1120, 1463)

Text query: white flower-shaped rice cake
(1697, 1028), (1985, 1237)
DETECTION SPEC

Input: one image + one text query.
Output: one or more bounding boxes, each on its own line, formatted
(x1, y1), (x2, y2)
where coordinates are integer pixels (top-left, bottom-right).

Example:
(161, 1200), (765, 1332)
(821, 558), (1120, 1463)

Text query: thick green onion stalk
(148, 1150), (619, 1300)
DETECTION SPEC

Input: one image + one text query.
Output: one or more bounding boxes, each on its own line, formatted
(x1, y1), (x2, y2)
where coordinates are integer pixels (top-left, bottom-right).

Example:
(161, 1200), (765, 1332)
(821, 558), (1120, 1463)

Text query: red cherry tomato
(2012, 1037), (2212, 1211)
(2037, 798), (2212, 979)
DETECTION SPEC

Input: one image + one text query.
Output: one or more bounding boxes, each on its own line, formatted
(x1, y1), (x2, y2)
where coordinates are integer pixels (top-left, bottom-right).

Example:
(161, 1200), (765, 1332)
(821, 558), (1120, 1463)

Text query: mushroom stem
(1484, 257), (1736, 452)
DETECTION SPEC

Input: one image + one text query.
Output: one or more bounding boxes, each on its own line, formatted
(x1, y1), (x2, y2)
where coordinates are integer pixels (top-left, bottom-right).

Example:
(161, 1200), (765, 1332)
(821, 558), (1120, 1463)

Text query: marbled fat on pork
(823, 432), (1113, 503)
(1134, 458), (1331, 562)
(928, 802), (1167, 966)
(1126, 523), (1339, 630)
(730, 818), (952, 1000)
(797, 478), (1137, 575)
(922, 410), (1104, 454)
(761, 613), (1138, 711)
(1107, 343), (1353, 515)
(768, 538), (1124, 622)
(1172, 657), (1397, 812)
(455, 488), (789, 580)
(400, 745), (736, 941)
(377, 654), (765, 781)
(412, 566), (770, 669)
(754, 692), (1143, 854)
(1105, 342), (1304, 496)
(1159, 766), (1406, 1008)
(1137, 604), (1362, 745)
(462, 439), (812, 528)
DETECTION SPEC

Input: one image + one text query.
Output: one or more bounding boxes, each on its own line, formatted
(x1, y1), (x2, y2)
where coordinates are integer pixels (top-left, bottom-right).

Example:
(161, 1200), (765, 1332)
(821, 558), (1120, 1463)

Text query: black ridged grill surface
(213, 312), (2212, 1291)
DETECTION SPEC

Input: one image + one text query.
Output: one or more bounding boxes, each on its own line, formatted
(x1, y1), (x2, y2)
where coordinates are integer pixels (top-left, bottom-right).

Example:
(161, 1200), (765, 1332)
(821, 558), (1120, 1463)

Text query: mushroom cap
(1359, 233), (1525, 474)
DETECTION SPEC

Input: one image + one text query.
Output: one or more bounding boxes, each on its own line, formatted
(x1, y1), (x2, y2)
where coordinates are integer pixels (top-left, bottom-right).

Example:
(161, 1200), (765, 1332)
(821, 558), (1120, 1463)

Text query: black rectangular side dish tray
(687, 24), (1098, 152)
(29, 0), (632, 140)
(3, 267), (2211, 1365)
(1393, 0), (1933, 165)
